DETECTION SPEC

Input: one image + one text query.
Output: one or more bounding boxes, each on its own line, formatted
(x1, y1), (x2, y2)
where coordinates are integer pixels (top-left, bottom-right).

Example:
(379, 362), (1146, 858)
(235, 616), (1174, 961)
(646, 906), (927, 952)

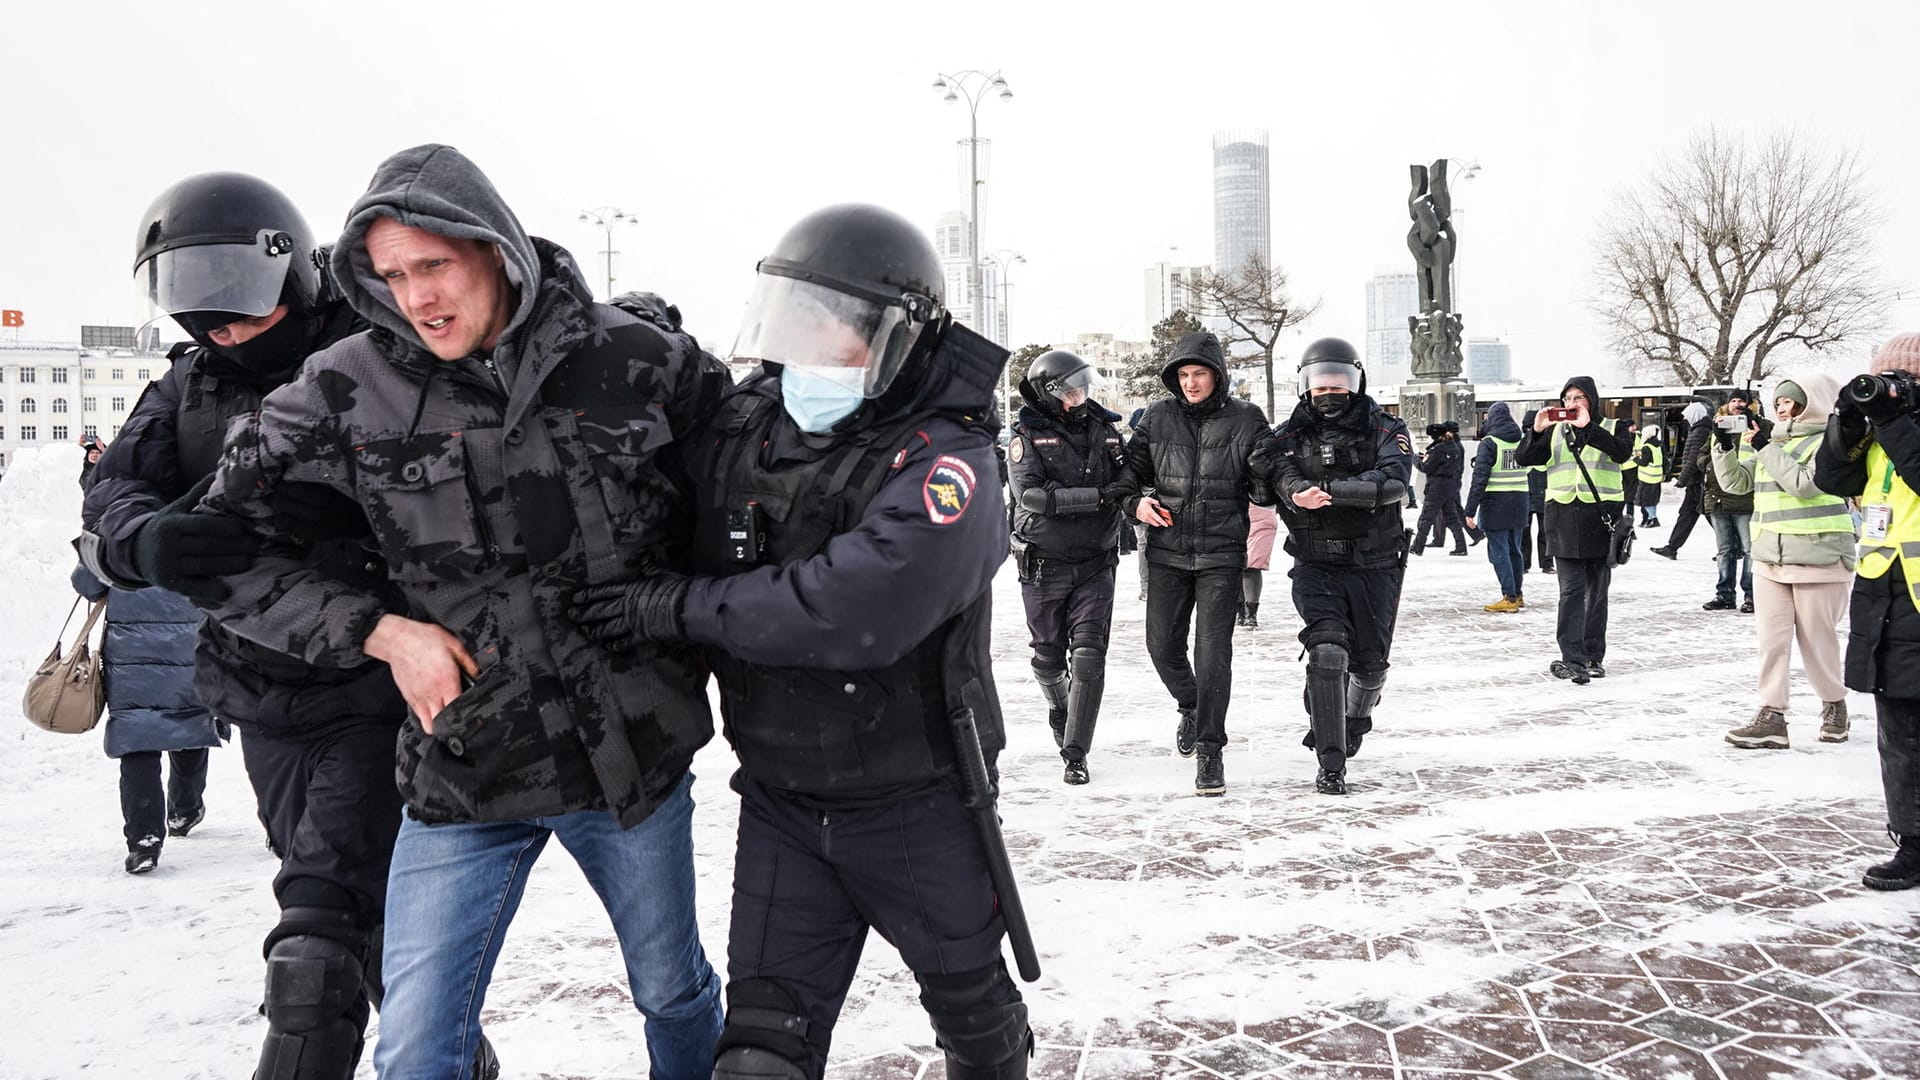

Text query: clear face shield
(134, 229), (297, 339)
(1299, 361), (1362, 397)
(728, 271), (932, 398)
(1046, 365), (1098, 409)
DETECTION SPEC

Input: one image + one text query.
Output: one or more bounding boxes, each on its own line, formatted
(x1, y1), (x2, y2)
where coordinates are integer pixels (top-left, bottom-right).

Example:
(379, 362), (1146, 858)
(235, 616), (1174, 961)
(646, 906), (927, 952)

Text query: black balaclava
(1312, 391), (1354, 421)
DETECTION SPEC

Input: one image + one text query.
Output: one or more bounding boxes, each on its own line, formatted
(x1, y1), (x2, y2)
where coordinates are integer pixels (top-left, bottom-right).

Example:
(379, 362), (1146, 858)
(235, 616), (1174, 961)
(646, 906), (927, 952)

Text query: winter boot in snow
(1549, 660), (1590, 685)
(1315, 768), (1348, 795)
(167, 804), (206, 838)
(1484, 596), (1520, 613)
(1651, 545), (1677, 560)
(125, 835), (162, 875)
(473, 1035), (502, 1080)
(1306, 643), (1351, 784)
(1819, 700), (1851, 743)
(1864, 833), (1920, 891)
(1725, 707), (1789, 749)
(1514, 593), (1527, 608)
(1062, 646), (1103, 784)
(1243, 603), (1260, 630)
(1194, 749), (1225, 797)
(1175, 707), (1198, 757)
(1585, 660), (1607, 679)
(1035, 668), (1070, 749)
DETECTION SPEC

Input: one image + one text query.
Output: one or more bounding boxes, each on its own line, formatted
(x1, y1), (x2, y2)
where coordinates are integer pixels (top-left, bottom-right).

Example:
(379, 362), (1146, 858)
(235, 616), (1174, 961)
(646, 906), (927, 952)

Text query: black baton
(950, 707), (1041, 982)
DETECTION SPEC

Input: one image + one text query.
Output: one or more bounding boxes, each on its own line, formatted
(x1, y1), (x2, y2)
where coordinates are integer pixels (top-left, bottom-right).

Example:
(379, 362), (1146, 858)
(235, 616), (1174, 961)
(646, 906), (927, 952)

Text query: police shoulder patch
(1009, 437), (1024, 464)
(1394, 432), (1413, 455)
(923, 454), (978, 524)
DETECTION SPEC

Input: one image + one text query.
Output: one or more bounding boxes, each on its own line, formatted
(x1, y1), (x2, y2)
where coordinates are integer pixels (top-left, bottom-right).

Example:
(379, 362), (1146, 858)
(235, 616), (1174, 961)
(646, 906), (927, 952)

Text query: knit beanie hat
(1775, 380), (1808, 410)
(1872, 333), (1920, 377)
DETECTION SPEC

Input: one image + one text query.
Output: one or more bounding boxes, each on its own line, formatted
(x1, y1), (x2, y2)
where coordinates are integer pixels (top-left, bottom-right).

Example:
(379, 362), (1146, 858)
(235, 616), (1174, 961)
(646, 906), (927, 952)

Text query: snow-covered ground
(3, 442), (1917, 1079)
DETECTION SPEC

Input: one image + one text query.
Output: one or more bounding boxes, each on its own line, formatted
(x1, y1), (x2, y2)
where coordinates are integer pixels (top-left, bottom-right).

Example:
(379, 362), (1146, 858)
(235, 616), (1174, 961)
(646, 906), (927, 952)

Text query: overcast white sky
(5, 0), (1920, 387)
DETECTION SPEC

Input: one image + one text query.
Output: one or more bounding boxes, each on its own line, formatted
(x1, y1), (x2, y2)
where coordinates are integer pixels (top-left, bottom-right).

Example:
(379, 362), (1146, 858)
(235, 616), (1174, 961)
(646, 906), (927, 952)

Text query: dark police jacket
(1267, 395), (1413, 570)
(78, 310), (405, 739)
(681, 328), (1010, 803)
(1009, 401), (1126, 563)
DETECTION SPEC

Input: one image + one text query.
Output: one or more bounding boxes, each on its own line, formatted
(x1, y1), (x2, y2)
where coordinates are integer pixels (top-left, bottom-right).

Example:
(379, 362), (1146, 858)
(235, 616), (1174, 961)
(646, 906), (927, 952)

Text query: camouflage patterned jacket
(200, 144), (724, 827)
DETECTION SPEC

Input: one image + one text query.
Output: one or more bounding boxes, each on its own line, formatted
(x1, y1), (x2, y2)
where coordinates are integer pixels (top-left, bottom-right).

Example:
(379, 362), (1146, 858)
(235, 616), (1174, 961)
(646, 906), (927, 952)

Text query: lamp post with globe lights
(931, 70), (1012, 338)
(577, 206), (632, 299)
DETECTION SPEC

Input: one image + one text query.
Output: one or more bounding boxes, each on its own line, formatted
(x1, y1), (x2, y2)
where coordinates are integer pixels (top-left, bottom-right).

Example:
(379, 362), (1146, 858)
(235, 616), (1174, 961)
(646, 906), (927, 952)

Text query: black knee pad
(1306, 642), (1349, 675)
(1067, 644), (1106, 679)
(255, 931), (368, 1080)
(714, 978), (821, 1080)
(1028, 654), (1066, 679)
(1346, 666), (1387, 723)
(1301, 622), (1351, 653)
(917, 962), (1032, 1074)
(1066, 622), (1109, 654)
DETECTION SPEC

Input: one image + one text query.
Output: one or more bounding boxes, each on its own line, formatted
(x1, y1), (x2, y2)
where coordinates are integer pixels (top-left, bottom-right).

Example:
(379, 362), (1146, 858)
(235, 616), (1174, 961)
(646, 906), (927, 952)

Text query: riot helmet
(729, 204), (947, 408)
(132, 173), (323, 342)
(1019, 349), (1097, 415)
(1298, 336), (1365, 418)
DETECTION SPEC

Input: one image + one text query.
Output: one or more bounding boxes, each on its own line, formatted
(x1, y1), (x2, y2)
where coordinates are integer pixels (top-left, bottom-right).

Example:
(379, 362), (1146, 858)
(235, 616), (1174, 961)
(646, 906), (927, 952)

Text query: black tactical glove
(130, 475), (261, 602)
(567, 570), (691, 651)
(1714, 429), (1739, 452)
(264, 481), (372, 544)
(1861, 385), (1907, 427)
(1099, 481), (1132, 509)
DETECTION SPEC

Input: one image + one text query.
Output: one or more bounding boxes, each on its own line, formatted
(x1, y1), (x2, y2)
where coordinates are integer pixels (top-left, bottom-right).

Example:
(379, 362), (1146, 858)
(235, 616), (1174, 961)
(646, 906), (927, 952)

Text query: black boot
(125, 834), (162, 875)
(1315, 767), (1348, 795)
(1062, 645), (1104, 783)
(1175, 707), (1198, 757)
(1864, 833), (1920, 891)
(1195, 749), (1225, 796)
(1235, 603), (1248, 628)
(1243, 602), (1259, 630)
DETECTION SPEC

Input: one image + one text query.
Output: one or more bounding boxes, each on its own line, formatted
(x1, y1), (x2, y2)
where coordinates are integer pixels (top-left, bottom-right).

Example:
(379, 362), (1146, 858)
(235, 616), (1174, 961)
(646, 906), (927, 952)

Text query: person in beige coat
(1712, 371), (1856, 748)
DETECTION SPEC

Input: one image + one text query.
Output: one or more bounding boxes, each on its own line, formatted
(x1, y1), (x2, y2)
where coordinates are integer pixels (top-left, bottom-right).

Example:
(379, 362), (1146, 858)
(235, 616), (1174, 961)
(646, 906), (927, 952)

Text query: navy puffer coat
(70, 567), (224, 758)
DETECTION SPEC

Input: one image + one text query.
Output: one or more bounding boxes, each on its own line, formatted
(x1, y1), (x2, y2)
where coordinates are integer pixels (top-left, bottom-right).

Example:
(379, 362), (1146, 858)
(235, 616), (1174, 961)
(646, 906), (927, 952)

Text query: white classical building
(0, 327), (169, 474)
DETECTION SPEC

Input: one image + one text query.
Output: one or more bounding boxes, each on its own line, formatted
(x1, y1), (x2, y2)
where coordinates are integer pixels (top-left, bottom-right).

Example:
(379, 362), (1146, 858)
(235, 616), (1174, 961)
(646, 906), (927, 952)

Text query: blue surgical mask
(780, 366), (868, 432)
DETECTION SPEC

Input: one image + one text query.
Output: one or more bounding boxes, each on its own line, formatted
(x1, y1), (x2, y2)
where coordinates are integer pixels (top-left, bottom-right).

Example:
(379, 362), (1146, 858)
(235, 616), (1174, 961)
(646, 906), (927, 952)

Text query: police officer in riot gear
(1009, 349), (1128, 784)
(568, 203), (1032, 1079)
(79, 173), (496, 1080)
(1259, 338), (1413, 795)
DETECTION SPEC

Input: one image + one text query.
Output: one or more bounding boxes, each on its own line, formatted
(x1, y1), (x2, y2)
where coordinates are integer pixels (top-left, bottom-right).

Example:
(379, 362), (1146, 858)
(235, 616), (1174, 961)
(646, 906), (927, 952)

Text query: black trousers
(238, 722), (404, 918)
(1019, 555), (1116, 674)
(1414, 491), (1469, 549)
(1291, 562), (1403, 672)
(1877, 697), (1920, 836)
(1144, 563), (1241, 751)
(1668, 483), (1704, 552)
(1555, 556), (1613, 665)
(1527, 509), (1553, 570)
(118, 748), (210, 848)
(726, 775), (1010, 1071)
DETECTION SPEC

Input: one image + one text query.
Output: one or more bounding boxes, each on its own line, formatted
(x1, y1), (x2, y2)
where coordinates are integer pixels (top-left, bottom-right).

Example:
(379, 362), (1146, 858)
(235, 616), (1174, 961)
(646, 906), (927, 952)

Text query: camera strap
(1567, 426), (1618, 524)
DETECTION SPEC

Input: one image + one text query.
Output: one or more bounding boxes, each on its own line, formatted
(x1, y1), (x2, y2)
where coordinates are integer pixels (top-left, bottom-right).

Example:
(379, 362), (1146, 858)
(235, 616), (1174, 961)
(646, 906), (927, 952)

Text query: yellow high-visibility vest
(1485, 437), (1528, 494)
(1856, 442), (1920, 609)
(1545, 419), (1623, 504)
(1753, 432), (1851, 537)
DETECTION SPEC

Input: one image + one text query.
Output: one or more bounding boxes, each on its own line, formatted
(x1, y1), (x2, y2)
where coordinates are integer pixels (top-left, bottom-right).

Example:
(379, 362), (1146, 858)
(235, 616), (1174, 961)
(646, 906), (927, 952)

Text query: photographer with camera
(1815, 334), (1920, 890)
(1515, 376), (1634, 685)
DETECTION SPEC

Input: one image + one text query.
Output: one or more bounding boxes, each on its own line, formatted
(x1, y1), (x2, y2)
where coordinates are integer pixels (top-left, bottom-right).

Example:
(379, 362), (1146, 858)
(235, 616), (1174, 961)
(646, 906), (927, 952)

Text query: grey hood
(330, 144), (543, 365)
(1773, 370), (1840, 438)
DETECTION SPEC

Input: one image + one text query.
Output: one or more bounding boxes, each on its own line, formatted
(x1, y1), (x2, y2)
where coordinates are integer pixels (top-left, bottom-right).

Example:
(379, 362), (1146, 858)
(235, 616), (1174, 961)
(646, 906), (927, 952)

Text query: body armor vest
(176, 352), (266, 481)
(1286, 413), (1405, 558)
(692, 384), (1006, 799)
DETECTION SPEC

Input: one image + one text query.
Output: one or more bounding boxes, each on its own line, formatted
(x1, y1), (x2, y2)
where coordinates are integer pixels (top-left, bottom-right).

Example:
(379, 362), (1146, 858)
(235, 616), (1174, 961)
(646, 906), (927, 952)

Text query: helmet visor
(1047, 365), (1098, 406)
(134, 230), (295, 335)
(728, 273), (925, 398)
(1299, 360), (1362, 396)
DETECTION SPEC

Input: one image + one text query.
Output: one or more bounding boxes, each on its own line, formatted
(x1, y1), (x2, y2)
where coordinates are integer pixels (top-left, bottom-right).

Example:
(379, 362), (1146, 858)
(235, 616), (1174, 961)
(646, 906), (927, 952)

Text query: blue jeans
(1710, 512), (1753, 603)
(1485, 528), (1526, 598)
(373, 773), (721, 1079)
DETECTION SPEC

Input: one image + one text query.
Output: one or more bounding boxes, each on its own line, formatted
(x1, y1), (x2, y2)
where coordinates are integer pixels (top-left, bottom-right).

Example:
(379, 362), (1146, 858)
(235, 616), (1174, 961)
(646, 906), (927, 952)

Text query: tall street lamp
(577, 206), (632, 299)
(931, 69), (1012, 340)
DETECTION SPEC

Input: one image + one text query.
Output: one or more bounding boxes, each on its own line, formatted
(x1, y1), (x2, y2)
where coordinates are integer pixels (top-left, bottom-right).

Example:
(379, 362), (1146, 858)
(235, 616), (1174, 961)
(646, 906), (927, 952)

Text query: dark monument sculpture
(1400, 158), (1475, 432)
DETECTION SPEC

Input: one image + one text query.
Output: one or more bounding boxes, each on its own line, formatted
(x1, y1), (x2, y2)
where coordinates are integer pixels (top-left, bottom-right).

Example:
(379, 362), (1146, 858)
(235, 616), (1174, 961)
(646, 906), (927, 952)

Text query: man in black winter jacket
(1009, 350), (1128, 784)
(77, 172), (444, 1080)
(1115, 331), (1274, 796)
(1652, 401), (1713, 559)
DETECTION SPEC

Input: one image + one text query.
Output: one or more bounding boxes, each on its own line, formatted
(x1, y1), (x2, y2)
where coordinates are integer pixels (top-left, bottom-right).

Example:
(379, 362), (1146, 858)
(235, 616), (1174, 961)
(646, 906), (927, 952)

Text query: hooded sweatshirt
(200, 144), (726, 827)
(1712, 370), (1853, 578)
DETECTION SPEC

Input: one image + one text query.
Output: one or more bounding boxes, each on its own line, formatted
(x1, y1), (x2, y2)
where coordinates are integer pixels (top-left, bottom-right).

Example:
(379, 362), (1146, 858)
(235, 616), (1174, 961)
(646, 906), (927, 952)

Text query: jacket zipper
(461, 458), (500, 560)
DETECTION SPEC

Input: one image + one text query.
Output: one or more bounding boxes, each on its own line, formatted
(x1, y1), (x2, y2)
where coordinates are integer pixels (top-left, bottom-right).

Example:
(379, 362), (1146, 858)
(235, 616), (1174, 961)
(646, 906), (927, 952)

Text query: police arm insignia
(923, 454), (978, 524)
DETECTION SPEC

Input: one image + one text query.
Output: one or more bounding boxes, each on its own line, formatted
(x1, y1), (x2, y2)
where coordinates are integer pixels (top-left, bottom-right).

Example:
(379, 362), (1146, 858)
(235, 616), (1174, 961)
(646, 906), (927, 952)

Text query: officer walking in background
(568, 204), (1033, 1079)
(1259, 339), (1413, 795)
(1008, 350), (1129, 784)
(77, 172), (446, 1080)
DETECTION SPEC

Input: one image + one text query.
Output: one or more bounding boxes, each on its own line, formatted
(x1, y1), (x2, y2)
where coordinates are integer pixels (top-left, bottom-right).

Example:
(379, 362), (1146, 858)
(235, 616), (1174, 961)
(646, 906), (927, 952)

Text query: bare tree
(1595, 127), (1888, 386)
(1190, 253), (1318, 419)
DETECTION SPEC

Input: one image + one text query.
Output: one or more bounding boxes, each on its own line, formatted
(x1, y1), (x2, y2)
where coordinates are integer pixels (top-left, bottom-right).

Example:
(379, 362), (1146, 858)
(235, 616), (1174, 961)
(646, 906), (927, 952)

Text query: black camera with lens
(1848, 370), (1920, 415)
(726, 502), (766, 565)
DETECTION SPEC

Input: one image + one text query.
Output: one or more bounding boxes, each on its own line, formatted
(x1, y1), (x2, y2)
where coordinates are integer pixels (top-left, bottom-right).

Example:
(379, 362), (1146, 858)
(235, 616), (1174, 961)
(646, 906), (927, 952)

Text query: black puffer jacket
(1116, 332), (1273, 571)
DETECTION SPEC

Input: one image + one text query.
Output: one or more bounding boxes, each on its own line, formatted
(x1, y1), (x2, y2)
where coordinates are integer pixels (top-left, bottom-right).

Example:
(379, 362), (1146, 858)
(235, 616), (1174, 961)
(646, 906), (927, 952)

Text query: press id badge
(1863, 504), (1892, 540)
